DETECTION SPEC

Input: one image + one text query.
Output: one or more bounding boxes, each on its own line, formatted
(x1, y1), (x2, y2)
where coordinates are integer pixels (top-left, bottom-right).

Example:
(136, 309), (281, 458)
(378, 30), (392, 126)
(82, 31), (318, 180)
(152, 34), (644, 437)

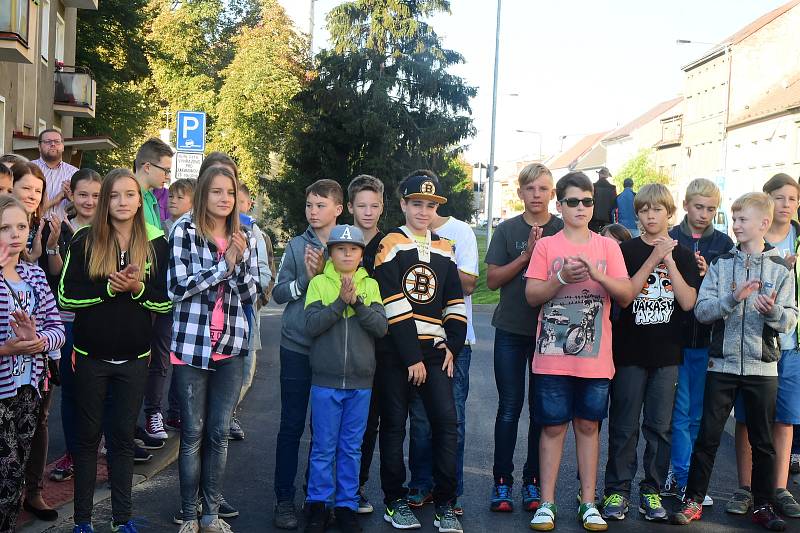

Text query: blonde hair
(684, 178), (721, 205)
(0, 195), (30, 262)
(634, 183), (676, 215)
(731, 192), (774, 224)
(86, 168), (154, 281)
(518, 163), (552, 188)
(193, 166), (240, 241)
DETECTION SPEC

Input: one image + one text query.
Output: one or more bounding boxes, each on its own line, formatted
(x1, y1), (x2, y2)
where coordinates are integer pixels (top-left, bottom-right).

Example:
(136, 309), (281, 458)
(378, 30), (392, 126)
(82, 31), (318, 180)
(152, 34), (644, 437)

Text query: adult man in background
(33, 129), (78, 219)
(613, 178), (638, 236)
(590, 167), (617, 232)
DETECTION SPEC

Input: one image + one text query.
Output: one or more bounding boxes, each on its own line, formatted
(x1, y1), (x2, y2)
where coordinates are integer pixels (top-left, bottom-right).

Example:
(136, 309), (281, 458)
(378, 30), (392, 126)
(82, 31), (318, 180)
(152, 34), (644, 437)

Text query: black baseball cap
(401, 175), (447, 204)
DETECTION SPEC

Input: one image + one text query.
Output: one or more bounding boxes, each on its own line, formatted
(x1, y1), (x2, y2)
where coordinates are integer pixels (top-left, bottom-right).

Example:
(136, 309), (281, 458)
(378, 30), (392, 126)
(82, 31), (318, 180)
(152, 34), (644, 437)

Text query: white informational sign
(175, 151), (204, 181)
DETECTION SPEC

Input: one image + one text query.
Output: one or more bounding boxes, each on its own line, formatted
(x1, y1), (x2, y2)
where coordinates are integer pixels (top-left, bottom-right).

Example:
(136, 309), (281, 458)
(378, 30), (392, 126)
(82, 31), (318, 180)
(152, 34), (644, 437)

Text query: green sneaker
(529, 502), (557, 531)
(434, 504), (463, 533)
(725, 488), (752, 515)
(578, 502), (608, 531)
(384, 499), (421, 530)
(639, 492), (667, 521)
(776, 488), (800, 518)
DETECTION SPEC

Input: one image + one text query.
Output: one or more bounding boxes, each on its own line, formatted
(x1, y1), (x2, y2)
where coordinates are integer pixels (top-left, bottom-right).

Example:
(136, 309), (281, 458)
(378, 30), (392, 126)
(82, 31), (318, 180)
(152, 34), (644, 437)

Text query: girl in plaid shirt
(168, 165), (258, 533)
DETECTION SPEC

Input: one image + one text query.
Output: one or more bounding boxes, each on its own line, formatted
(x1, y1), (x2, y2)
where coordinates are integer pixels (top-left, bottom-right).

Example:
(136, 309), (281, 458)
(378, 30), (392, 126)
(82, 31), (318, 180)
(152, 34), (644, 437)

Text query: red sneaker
(752, 504), (786, 531)
(49, 452), (74, 482)
(671, 499), (702, 525)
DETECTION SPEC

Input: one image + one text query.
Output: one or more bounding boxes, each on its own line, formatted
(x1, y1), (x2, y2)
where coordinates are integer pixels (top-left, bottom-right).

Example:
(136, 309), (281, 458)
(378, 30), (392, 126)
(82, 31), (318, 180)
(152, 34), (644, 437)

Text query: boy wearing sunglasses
(525, 172), (632, 531)
(602, 184), (699, 522)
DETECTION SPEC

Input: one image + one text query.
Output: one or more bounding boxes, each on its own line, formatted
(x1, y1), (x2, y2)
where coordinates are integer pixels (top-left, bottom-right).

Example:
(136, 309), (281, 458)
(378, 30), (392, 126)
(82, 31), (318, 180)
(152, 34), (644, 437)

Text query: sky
(279, 0), (791, 168)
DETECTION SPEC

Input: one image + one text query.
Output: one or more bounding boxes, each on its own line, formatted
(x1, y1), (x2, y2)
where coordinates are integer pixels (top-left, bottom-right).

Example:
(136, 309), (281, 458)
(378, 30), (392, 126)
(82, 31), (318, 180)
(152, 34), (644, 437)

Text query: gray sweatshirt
(695, 244), (798, 376)
(273, 227), (327, 354)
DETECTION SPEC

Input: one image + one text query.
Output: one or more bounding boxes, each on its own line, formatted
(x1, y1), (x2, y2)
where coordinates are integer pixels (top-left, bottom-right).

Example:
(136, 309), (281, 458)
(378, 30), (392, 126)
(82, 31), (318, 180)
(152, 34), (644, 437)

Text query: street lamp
(515, 129), (544, 161)
(309, 0), (319, 53)
(485, 0), (502, 243)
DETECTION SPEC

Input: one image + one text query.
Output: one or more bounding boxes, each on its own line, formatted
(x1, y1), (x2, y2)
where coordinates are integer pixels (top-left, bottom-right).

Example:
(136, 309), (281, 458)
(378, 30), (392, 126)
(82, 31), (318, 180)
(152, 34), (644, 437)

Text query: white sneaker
(702, 494), (713, 506)
(200, 518), (233, 533)
(146, 412), (168, 440)
(178, 520), (200, 533)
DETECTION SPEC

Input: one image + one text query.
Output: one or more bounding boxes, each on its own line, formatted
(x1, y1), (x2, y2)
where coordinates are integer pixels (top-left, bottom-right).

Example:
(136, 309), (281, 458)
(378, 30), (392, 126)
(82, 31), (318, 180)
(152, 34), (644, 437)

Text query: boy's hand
(524, 225), (543, 259)
(441, 345), (455, 378)
(754, 290), (778, 315)
(734, 279), (761, 302)
(650, 237), (677, 263)
(560, 256), (589, 283)
(408, 361), (427, 386)
(695, 252), (708, 277)
(572, 254), (600, 282)
(304, 245), (324, 280)
(340, 276), (356, 304)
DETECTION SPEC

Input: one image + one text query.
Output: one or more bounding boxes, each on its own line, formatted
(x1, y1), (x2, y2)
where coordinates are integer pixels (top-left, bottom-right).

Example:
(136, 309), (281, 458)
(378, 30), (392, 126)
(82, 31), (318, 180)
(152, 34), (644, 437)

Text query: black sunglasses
(560, 197), (594, 208)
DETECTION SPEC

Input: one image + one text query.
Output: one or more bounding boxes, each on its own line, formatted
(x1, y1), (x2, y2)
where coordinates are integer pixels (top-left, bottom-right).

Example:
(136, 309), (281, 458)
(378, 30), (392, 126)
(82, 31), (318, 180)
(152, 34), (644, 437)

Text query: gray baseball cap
(327, 224), (366, 249)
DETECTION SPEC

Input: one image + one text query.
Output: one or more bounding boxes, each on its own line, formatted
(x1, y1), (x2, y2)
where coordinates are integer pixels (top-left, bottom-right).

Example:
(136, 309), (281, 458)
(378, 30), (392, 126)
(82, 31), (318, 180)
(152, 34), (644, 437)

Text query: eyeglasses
(149, 162), (171, 176)
(39, 139), (63, 146)
(560, 197), (594, 208)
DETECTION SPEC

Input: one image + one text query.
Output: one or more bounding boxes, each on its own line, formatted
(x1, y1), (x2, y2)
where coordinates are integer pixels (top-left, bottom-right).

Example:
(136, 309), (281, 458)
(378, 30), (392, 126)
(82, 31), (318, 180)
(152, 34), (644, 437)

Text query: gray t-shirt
(485, 214), (564, 336)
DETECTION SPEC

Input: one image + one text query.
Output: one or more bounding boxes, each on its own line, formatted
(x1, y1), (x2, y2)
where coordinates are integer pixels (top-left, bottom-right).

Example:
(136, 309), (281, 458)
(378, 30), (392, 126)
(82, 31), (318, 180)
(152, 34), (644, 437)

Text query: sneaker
(304, 502), (327, 533)
(173, 501), (202, 525)
(135, 426), (165, 450)
(638, 491), (667, 521)
(578, 502), (607, 532)
(274, 501), (298, 530)
(383, 498), (421, 529)
(791, 453), (800, 475)
(775, 488), (800, 518)
(357, 486), (373, 514)
(661, 469), (678, 497)
(671, 498), (702, 525)
(433, 504), (462, 533)
(145, 412), (168, 440)
(726, 487), (753, 515)
(200, 518), (233, 533)
(529, 502), (557, 531)
(453, 497), (463, 516)
(219, 497), (239, 519)
(335, 506), (361, 533)
(178, 521), (200, 533)
(702, 494), (713, 506)
(600, 493), (628, 521)
(407, 488), (433, 508)
(134, 445), (152, 463)
(229, 416), (245, 441)
(50, 452), (74, 481)
(752, 504), (787, 531)
(490, 478), (513, 512)
(164, 417), (182, 431)
(576, 487), (599, 505)
(111, 520), (140, 533)
(522, 482), (541, 512)
(73, 524), (95, 533)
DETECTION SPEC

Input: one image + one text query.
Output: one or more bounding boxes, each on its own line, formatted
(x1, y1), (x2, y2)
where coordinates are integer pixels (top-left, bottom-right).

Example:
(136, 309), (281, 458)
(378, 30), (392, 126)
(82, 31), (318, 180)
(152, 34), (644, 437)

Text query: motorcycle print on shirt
(536, 288), (603, 357)
(632, 262), (674, 325)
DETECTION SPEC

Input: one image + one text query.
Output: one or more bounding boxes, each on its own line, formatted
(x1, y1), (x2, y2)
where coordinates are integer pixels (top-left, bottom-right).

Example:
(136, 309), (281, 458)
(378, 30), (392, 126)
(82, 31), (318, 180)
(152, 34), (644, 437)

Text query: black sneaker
(335, 506), (361, 533)
(134, 426), (165, 450)
(274, 501), (298, 530)
(219, 497), (239, 519)
(753, 504), (787, 531)
(133, 445), (152, 463)
(229, 416), (245, 441)
(304, 502), (327, 533)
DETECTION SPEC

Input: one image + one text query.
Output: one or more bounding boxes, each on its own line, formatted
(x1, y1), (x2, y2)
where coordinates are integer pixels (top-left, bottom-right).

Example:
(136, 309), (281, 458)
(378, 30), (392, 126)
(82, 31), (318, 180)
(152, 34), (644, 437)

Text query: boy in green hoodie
(303, 224), (388, 533)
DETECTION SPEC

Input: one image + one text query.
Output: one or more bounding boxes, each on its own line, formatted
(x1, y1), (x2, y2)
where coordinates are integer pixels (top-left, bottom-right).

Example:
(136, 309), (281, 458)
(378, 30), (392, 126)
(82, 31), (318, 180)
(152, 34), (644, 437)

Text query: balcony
(54, 66), (96, 119)
(0, 0), (34, 64)
(61, 0), (99, 9)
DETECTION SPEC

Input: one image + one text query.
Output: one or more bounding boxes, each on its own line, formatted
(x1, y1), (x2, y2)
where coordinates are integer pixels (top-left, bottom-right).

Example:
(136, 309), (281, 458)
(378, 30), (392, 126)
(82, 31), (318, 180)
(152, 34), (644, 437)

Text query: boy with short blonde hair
(665, 178), (734, 502)
(673, 192), (798, 530)
(603, 183), (699, 522)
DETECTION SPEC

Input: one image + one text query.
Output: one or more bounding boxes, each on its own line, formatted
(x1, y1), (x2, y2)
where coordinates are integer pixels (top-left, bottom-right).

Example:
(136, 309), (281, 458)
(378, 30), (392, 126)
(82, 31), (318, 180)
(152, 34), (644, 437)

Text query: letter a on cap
(341, 226), (353, 240)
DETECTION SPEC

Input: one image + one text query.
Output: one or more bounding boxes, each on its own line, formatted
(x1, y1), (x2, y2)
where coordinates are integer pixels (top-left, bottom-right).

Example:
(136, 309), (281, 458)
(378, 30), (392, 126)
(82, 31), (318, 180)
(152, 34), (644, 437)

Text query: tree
(269, 0), (476, 235)
(74, 0), (157, 171)
(614, 149), (672, 191)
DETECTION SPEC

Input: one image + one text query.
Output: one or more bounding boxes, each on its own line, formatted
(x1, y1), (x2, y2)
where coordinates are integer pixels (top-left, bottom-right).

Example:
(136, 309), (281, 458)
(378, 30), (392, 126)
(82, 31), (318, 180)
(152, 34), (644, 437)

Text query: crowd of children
(3, 137), (800, 533)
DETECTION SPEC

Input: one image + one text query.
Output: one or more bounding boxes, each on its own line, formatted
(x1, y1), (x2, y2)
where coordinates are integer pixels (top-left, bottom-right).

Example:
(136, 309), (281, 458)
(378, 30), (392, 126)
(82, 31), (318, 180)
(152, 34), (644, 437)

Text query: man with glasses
(33, 129), (78, 219)
(133, 137), (173, 231)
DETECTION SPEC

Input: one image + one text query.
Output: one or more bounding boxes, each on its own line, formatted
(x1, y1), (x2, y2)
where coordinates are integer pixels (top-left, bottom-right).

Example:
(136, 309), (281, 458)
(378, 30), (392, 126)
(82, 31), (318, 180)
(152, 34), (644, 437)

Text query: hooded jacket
(304, 260), (387, 389)
(695, 243), (798, 376)
(273, 226), (327, 354)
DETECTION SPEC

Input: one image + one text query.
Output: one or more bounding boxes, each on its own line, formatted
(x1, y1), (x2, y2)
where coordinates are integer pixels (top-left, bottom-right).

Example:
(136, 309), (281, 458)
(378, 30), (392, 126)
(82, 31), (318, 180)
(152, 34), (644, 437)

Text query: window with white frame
(40, 0), (50, 62)
(55, 13), (64, 63)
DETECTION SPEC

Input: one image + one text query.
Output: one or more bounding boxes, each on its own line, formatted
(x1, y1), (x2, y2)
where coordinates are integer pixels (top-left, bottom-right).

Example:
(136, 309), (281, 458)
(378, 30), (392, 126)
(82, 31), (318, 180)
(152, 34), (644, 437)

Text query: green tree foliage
(74, 0), (157, 171)
(212, 0), (307, 191)
(269, 0), (476, 235)
(614, 149), (672, 191)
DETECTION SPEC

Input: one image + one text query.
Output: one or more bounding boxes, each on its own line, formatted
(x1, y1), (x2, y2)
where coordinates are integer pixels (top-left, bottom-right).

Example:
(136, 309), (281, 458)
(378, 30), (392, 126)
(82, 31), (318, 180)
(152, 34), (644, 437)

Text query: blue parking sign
(176, 111), (206, 152)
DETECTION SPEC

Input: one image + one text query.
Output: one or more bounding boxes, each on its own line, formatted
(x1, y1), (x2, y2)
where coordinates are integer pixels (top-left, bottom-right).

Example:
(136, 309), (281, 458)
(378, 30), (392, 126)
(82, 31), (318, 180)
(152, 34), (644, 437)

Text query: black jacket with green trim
(58, 224), (171, 361)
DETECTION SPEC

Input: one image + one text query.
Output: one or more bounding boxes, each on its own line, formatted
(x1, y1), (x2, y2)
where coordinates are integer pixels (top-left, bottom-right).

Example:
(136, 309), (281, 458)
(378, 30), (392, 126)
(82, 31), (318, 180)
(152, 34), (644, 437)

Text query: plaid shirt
(168, 214), (259, 369)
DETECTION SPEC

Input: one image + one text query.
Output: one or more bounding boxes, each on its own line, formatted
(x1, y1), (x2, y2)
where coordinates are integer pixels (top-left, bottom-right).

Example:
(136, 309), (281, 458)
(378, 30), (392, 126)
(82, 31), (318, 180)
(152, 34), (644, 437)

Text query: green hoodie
(304, 260), (387, 389)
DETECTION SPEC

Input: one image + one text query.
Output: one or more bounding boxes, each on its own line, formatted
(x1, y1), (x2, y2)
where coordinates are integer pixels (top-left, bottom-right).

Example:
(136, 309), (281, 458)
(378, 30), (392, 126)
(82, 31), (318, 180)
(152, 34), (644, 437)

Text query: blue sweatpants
(671, 347), (709, 486)
(306, 386), (371, 510)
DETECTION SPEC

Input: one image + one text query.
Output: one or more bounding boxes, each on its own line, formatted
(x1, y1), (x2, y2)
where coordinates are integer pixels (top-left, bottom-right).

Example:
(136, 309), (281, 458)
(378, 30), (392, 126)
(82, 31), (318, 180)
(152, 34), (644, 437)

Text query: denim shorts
(734, 349), (800, 425)
(533, 374), (610, 425)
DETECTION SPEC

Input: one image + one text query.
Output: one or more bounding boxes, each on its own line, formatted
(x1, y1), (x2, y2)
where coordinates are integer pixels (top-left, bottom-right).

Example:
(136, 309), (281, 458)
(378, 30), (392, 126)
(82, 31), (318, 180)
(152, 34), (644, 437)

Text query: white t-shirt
(433, 217), (480, 345)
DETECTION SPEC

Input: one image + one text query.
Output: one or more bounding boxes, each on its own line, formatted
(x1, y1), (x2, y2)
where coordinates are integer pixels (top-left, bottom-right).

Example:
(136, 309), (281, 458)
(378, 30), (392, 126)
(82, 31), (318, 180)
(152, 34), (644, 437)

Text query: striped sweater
(0, 261), (66, 399)
(374, 227), (467, 366)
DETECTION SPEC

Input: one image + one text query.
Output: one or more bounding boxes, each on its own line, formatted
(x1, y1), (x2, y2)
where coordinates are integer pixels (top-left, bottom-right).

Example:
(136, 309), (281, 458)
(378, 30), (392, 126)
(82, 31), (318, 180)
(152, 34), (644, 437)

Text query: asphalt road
(51, 305), (799, 531)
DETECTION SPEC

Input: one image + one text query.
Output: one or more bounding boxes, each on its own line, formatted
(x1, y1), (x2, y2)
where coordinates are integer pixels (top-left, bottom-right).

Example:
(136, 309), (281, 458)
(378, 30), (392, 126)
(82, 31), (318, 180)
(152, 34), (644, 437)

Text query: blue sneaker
(490, 478), (513, 512)
(523, 482), (541, 512)
(111, 519), (140, 533)
(73, 524), (94, 533)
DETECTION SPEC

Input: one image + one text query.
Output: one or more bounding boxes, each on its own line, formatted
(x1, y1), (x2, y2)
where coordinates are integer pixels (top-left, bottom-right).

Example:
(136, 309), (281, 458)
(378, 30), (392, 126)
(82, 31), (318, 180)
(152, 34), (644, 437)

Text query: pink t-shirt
(171, 237), (232, 366)
(525, 231), (627, 379)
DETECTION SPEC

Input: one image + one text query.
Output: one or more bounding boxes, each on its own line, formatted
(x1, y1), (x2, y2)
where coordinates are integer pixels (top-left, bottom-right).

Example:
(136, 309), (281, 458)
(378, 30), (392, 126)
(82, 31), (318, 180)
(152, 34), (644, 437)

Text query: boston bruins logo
(420, 180), (436, 195)
(403, 265), (438, 303)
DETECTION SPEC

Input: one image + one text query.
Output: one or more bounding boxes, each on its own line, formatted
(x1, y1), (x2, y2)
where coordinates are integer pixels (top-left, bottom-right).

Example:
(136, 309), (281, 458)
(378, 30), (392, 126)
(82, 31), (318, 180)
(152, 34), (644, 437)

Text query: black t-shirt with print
(612, 236), (700, 367)
(362, 231), (384, 277)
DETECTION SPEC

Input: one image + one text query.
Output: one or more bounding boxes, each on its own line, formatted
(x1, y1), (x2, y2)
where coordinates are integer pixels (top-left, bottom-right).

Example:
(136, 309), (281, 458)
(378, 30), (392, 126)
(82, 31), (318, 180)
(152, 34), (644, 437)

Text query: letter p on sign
(176, 111), (206, 152)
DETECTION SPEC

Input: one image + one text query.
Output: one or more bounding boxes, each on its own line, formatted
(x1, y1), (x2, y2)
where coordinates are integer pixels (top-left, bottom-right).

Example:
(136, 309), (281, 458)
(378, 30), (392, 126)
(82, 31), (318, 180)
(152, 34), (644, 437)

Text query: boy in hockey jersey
(375, 174), (466, 532)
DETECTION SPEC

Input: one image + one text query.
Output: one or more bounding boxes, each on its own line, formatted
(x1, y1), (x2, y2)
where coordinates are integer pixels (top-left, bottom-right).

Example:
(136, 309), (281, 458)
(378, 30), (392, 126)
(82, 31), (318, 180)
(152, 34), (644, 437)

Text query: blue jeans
(409, 346), (471, 497)
(175, 356), (243, 522)
(492, 329), (539, 484)
(306, 386), (371, 510)
(670, 348), (708, 487)
(274, 346), (312, 502)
